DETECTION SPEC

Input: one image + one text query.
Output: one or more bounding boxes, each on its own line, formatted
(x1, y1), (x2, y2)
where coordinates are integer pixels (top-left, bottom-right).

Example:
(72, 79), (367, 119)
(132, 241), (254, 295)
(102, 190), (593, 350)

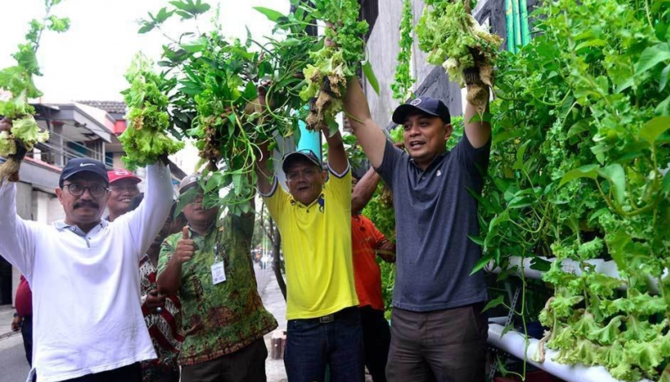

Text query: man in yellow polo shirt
(256, 129), (363, 382)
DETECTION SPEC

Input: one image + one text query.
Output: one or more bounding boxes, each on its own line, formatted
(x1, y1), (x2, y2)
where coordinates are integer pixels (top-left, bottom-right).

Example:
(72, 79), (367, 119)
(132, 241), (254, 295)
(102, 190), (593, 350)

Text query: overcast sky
(0, 0), (290, 102)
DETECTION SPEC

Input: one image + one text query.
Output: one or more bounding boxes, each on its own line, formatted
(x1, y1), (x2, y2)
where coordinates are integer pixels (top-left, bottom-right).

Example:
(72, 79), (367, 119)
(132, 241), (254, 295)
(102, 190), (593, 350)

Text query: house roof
(76, 100), (127, 115)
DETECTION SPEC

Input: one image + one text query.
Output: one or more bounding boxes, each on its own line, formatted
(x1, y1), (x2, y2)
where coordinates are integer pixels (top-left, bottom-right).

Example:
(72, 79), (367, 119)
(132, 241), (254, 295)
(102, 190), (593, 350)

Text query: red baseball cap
(107, 169), (141, 184)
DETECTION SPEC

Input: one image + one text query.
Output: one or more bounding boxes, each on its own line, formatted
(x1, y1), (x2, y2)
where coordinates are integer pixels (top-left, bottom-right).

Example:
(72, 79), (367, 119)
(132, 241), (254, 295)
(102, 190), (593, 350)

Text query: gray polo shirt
(376, 136), (490, 312)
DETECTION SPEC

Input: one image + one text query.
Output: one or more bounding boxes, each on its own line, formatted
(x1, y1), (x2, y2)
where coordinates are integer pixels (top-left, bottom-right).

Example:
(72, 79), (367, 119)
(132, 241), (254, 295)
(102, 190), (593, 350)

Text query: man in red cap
(107, 169), (142, 221)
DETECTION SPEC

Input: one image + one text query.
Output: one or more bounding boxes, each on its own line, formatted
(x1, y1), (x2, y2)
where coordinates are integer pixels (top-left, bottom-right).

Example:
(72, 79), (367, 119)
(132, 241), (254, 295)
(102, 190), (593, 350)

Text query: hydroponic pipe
(519, 0), (531, 46)
(488, 324), (654, 382)
(485, 256), (667, 295)
(512, 0), (522, 52)
(506, 0), (516, 53)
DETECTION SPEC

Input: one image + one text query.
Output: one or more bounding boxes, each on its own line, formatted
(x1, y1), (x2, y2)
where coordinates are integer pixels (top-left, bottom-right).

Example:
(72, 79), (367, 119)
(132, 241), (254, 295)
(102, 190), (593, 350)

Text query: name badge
(211, 262), (226, 284)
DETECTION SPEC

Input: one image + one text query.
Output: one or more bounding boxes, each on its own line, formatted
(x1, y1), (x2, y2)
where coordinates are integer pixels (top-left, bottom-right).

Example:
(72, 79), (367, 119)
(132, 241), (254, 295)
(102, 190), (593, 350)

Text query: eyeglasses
(63, 184), (109, 198)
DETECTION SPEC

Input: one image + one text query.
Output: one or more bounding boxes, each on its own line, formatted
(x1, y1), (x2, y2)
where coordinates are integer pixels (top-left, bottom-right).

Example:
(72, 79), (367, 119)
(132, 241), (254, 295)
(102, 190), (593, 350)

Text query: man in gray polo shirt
(343, 74), (491, 382)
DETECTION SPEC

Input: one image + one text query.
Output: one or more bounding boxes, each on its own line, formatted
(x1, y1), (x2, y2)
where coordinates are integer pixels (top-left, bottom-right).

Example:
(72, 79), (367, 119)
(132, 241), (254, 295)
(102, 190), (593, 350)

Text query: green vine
(391, 0), (415, 102)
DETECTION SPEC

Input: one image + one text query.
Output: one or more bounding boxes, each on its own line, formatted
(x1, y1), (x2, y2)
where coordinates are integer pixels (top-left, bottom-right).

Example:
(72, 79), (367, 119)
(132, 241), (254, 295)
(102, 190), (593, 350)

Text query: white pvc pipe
(487, 323), (653, 382)
(486, 256), (666, 294)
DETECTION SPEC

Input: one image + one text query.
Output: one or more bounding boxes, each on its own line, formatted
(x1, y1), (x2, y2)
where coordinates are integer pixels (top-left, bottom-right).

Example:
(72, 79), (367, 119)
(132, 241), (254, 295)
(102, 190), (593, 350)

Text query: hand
(11, 316), (20, 332)
(0, 118), (11, 133)
(145, 289), (166, 311)
(174, 226), (196, 264)
(244, 80), (273, 115)
(377, 241), (396, 263)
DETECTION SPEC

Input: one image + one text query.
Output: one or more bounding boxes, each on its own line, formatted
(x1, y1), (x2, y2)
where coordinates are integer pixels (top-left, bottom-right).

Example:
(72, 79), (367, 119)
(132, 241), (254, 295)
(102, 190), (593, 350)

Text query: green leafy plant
(0, 0), (69, 180)
(475, 0), (670, 379)
(298, 0), (373, 133)
(138, 0), (318, 216)
(119, 53), (184, 170)
(390, 0), (415, 103)
(417, 0), (502, 114)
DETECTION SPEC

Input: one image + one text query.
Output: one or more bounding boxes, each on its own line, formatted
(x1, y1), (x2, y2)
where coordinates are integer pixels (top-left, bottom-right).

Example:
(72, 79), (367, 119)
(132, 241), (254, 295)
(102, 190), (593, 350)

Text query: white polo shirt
(0, 163), (173, 382)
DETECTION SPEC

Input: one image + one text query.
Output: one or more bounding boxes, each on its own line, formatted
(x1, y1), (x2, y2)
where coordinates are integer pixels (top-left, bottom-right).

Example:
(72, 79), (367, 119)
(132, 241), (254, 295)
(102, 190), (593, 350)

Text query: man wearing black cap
(343, 74), (491, 382)
(255, 128), (364, 382)
(0, 155), (173, 382)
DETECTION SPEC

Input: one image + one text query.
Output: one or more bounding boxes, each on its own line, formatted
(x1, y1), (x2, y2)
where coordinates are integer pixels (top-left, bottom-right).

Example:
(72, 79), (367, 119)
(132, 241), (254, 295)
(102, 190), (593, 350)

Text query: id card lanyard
(211, 229), (227, 285)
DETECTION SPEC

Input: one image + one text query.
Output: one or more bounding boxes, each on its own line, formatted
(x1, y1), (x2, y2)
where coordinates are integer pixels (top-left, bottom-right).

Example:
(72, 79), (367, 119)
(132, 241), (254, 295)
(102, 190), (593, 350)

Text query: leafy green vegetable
(390, 0), (415, 103)
(476, 0), (670, 379)
(119, 53), (184, 170)
(417, 0), (502, 113)
(138, 0), (316, 216)
(299, 0), (369, 133)
(0, 0), (69, 179)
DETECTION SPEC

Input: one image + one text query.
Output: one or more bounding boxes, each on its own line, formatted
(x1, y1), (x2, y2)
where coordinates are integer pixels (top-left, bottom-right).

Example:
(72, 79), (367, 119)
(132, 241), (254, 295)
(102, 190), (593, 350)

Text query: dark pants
(20, 315), (33, 366)
(181, 338), (268, 382)
(386, 303), (488, 382)
(63, 363), (142, 382)
(360, 307), (390, 382)
(284, 307), (365, 382)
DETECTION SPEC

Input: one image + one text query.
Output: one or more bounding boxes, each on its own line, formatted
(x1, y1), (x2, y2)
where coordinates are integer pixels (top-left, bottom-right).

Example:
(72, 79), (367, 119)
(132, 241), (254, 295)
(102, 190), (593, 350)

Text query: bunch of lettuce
(299, 0), (368, 133)
(0, 0), (69, 180)
(119, 53), (184, 170)
(417, 0), (501, 113)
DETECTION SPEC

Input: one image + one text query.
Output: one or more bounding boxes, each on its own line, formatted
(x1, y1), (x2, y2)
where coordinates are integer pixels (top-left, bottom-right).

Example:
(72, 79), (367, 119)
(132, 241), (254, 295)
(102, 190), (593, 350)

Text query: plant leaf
(362, 60), (380, 96)
(254, 6), (284, 22)
(597, 164), (626, 206)
(482, 295), (505, 313)
(660, 64), (670, 92)
(662, 171), (670, 195)
(559, 164), (599, 188)
(635, 44), (670, 75)
(639, 116), (670, 145)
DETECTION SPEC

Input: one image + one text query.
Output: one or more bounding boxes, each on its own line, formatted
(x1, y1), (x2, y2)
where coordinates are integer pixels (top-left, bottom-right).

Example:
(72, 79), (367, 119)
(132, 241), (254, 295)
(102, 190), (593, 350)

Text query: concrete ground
(258, 268), (289, 382)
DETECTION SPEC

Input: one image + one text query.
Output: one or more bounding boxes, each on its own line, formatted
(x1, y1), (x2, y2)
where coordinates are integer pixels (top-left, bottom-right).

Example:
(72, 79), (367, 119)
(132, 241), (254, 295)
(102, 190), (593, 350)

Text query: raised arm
(124, 162), (173, 256)
(323, 129), (348, 175)
(343, 78), (387, 168)
(463, 83), (492, 149)
(351, 166), (381, 213)
(255, 141), (275, 195)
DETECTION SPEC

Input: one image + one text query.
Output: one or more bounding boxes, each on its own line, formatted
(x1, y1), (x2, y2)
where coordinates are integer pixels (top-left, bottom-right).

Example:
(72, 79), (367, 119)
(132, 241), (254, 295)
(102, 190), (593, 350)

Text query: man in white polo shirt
(0, 155), (173, 382)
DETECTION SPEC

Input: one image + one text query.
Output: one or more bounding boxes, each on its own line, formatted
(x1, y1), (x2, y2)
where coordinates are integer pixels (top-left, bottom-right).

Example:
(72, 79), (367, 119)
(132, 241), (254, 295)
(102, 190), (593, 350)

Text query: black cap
(282, 149), (322, 174)
(392, 96), (451, 125)
(59, 158), (109, 187)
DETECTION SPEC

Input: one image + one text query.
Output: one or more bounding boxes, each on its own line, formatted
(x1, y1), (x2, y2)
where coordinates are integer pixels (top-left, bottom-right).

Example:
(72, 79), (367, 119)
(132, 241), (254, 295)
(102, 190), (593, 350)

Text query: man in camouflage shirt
(157, 174), (277, 382)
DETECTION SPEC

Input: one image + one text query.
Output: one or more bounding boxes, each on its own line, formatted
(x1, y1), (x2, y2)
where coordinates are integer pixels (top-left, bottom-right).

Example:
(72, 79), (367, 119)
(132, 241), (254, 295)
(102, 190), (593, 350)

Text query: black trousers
(62, 363), (142, 382)
(360, 307), (391, 382)
(20, 315), (33, 366)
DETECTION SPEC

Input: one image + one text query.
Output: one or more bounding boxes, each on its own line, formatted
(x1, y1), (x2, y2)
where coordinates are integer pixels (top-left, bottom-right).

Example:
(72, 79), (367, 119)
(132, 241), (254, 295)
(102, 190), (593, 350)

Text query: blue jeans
(284, 307), (365, 382)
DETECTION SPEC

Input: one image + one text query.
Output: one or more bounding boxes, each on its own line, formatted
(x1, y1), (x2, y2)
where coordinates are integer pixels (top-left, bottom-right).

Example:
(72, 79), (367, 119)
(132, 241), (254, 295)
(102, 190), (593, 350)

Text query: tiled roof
(76, 101), (127, 115)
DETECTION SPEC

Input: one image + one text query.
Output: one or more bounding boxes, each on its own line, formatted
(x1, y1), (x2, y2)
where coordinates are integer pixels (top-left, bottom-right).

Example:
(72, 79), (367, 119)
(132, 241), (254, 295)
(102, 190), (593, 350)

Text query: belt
(305, 306), (356, 324)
